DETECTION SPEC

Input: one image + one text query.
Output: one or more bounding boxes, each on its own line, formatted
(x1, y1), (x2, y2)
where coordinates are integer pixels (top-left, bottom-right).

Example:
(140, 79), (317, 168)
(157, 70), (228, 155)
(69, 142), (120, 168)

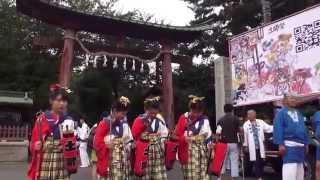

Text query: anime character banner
(229, 4), (320, 106)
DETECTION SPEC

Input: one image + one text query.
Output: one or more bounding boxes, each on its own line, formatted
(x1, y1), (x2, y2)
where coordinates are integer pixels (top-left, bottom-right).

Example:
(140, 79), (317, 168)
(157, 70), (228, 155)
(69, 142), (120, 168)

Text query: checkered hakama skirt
(136, 135), (167, 180)
(182, 140), (209, 180)
(99, 138), (132, 180)
(38, 138), (69, 180)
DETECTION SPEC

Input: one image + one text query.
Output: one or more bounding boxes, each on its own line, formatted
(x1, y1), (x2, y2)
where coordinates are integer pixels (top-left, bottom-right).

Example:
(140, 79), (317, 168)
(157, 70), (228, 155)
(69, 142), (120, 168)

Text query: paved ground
(0, 161), (279, 180)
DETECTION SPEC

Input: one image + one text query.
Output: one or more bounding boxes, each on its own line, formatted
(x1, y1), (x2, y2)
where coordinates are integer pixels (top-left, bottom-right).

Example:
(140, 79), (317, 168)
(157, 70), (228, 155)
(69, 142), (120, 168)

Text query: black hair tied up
(188, 95), (205, 112)
(144, 96), (161, 110)
(112, 96), (130, 112)
(49, 84), (70, 102)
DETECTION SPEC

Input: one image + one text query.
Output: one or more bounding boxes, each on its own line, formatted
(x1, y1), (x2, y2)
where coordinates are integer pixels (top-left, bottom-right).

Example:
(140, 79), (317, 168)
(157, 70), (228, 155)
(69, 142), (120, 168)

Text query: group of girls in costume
(93, 95), (212, 180)
(28, 84), (214, 180)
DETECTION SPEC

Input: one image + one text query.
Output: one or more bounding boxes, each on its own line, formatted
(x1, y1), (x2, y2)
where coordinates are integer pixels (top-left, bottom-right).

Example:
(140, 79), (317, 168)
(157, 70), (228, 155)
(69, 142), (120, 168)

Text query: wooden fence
(0, 125), (29, 141)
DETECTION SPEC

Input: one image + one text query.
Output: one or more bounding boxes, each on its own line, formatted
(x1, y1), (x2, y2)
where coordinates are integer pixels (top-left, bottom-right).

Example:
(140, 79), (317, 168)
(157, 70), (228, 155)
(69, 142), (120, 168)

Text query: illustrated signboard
(229, 4), (320, 106)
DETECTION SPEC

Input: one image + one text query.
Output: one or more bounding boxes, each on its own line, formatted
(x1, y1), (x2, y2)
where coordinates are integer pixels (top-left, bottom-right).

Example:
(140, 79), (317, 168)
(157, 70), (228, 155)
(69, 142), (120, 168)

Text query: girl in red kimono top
(175, 95), (212, 180)
(132, 96), (168, 180)
(28, 84), (72, 180)
(94, 96), (133, 180)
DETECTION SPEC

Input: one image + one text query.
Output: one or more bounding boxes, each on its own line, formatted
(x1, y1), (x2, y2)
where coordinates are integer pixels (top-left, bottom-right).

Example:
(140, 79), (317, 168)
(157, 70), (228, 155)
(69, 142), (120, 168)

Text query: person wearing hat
(273, 93), (309, 180)
(175, 95), (212, 180)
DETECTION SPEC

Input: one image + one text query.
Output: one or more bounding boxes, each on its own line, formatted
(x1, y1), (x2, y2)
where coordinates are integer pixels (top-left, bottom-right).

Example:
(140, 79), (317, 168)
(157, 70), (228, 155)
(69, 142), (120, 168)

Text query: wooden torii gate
(17, 0), (208, 127)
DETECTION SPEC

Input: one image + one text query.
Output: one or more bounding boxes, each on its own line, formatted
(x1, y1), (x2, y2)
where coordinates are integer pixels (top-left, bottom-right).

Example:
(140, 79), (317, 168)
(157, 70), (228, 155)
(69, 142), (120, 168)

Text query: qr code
(294, 20), (320, 53)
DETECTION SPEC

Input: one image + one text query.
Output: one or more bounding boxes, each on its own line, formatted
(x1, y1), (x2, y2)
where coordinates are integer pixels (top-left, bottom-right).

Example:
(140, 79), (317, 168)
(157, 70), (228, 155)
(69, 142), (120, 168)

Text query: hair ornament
(119, 96), (130, 106)
(144, 96), (161, 104)
(188, 95), (205, 103)
(49, 83), (72, 94)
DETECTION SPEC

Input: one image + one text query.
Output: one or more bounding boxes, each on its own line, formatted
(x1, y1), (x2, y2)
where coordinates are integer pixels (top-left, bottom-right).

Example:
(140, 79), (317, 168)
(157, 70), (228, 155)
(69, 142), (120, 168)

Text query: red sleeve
(94, 120), (109, 176)
(28, 114), (49, 180)
(175, 114), (187, 140)
(30, 114), (50, 154)
(131, 117), (146, 141)
(175, 114), (189, 164)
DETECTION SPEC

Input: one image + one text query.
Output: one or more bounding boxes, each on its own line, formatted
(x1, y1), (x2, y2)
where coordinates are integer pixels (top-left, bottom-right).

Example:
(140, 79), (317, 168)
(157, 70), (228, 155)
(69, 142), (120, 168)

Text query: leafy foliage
(173, 63), (215, 125)
(0, 0), (217, 126)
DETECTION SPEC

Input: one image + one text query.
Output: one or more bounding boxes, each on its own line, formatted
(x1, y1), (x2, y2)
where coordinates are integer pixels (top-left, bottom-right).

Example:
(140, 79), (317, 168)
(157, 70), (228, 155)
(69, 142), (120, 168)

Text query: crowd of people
(27, 84), (320, 180)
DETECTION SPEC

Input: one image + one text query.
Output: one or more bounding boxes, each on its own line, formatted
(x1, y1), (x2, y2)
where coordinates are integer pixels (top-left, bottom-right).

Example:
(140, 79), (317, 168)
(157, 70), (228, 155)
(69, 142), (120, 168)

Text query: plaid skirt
(136, 136), (167, 180)
(99, 138), (132, 180)
(38, 139), (69, 180)
(182, 140), (209, 180)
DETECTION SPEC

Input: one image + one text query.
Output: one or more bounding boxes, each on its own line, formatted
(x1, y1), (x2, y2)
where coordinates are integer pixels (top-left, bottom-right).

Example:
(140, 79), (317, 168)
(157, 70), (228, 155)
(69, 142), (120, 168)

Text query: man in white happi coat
(77, 117), (91, 167)
(243, 110), (273, 180)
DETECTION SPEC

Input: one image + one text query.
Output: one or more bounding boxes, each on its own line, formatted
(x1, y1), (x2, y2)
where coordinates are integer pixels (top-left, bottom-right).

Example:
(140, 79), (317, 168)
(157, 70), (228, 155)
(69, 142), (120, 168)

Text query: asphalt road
(0, 162), (280, 180)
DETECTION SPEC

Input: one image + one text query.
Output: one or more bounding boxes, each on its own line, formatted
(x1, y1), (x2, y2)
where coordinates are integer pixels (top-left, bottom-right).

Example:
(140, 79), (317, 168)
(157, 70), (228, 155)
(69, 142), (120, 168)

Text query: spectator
(77, 117), (91, 168)
(243, 109), (273, 180)
(216, 104), (241, 180)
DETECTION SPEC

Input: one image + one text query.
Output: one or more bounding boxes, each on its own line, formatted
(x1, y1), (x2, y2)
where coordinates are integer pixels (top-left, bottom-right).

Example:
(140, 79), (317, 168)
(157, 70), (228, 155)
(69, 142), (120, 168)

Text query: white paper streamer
(132, 60), (135, 71)
(113, 57), (118, 69)
(93, 56), (98, 68)
(85, 54), (90, 66)
(103, 55), (108, 67)
(123, 58), (127, 70)
(140, 63), (144, 73)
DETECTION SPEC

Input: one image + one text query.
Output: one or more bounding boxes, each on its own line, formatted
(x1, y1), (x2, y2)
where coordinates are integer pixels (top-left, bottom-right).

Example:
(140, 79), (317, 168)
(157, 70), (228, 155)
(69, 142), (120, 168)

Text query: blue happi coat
(313, 111), (320, 138)
(273, 107), (310, 163)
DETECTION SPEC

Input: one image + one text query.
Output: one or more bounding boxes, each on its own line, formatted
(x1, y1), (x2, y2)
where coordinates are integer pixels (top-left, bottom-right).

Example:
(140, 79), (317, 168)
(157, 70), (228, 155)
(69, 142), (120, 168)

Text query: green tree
(0, 0), (156, 122)
(173, 63), (215, 125)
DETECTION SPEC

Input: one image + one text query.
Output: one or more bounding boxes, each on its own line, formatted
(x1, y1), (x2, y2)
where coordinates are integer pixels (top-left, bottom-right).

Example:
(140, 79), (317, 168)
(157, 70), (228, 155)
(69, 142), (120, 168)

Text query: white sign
(229, 5), (320, 106)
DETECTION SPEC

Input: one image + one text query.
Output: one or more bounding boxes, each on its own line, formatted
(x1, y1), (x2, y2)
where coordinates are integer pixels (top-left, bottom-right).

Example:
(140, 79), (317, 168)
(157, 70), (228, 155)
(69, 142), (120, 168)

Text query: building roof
(17, 0), (211, 42)
(0, 91), (33, 106)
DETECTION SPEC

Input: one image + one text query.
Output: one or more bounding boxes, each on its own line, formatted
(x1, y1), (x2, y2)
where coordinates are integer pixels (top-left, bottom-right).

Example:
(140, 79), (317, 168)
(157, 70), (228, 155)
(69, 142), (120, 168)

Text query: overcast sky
(114, 0), (195, 26)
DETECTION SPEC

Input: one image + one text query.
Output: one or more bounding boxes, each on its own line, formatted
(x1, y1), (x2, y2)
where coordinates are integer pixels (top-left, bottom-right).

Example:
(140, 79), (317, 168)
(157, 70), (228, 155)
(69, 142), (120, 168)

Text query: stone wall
(0, 141), (29, 162)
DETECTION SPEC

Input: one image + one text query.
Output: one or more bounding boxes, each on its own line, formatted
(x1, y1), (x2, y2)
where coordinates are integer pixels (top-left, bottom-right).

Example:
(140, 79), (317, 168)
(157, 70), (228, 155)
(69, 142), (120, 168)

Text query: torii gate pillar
(161, 42), (174, 129)
(59, 29), (75, 87)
